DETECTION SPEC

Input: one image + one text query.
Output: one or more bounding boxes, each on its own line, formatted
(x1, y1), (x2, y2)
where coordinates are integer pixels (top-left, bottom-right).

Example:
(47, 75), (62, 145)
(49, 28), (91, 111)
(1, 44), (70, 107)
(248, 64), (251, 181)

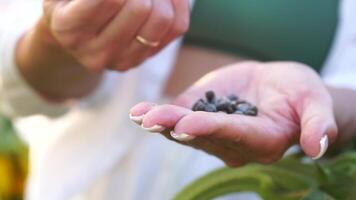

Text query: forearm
(16, 17), (102, 101)
(328, 86), (356, 149)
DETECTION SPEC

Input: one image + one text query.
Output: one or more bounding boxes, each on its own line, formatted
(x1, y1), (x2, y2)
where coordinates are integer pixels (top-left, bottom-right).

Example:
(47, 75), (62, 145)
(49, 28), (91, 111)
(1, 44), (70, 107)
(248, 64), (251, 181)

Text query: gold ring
(136, 35), (160, 47)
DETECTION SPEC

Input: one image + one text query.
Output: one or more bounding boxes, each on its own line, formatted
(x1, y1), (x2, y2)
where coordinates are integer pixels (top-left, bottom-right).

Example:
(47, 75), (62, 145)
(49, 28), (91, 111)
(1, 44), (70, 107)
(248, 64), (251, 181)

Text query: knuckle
(149, 105), (171, 115)
(147, 104), (180, 119)
(81, 54), (109, 73)
(153, 9), (174, 28)
(172, 18), (190, 35)
(56, 31), (95, 50)
(131, 0), (152, 16)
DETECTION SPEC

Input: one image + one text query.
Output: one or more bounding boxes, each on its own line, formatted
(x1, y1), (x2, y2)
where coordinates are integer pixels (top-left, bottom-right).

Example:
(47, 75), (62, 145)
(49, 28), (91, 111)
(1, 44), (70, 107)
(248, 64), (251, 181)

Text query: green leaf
(314, 162), (331, 184)
(0, 115), (27, 155)
(174, 161), (317, 200)
(302, 189), (335, 200)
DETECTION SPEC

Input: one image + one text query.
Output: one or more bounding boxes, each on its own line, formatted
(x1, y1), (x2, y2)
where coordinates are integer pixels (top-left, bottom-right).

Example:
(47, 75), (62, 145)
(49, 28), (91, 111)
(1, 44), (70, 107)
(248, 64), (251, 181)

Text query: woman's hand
(130, 61), (338, 167)
(42, 0), (190, 72)
(16, 0), (189, 100)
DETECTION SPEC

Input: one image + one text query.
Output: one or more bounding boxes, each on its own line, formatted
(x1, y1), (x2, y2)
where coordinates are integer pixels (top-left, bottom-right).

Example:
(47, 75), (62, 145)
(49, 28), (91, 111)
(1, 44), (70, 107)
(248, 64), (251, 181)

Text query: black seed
(235, 100), (248, 105)
(216, 97), (230, 105)
(192, 99), (206, 111)
(230, 100), (238, 108)
(227, 94), (238, 101)
(205, 91), (216, 103)
(204, 103), (217, 112)
(225, 104), (236, 114)
(236, 102), (252, 113)
(244, 110), (257, 116)
(216, 102), (230, 112)
(251, 106), (258, 113)
(244, 106), (258, 116)
(234, 110), (244, 115)
(216, 97), (235, 113)
(192, 91), (258, 117)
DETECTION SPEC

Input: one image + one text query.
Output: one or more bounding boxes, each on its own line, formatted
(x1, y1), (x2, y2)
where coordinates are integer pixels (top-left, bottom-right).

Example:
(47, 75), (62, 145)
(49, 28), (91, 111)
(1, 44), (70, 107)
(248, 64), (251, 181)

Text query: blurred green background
(185, 0), (339, 71)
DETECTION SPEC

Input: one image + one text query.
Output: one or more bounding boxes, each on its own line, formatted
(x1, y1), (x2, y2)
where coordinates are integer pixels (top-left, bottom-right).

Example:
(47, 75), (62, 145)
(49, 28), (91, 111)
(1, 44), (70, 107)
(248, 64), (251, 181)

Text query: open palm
(130, 61), (337, 167)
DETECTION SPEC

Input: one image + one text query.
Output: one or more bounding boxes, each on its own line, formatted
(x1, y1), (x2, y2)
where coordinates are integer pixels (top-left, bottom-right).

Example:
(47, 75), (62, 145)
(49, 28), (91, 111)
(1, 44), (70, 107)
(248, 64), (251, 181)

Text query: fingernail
(170, 131), (195, 142)
(129, 113), (144, 125)
(312, 135), (329, 160)
(141, 124), (166, 133)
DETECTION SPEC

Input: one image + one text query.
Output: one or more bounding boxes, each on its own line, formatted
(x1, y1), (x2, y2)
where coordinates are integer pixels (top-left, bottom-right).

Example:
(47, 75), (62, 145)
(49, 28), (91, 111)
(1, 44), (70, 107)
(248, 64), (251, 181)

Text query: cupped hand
(130, 61), (337, 167)
(42, 0), (190, 72)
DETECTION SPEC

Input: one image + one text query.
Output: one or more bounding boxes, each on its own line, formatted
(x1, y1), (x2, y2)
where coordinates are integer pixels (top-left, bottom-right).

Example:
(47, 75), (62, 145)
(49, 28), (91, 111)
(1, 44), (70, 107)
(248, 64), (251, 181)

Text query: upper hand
(42, 0), (190, 72)
(130, 61), (338, 167)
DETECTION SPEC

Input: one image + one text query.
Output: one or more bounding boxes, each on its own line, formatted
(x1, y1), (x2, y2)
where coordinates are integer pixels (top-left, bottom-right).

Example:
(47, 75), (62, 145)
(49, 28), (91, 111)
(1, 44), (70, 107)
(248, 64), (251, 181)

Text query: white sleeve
(0, 0), (69, 118)
(322, 0), (356, 91)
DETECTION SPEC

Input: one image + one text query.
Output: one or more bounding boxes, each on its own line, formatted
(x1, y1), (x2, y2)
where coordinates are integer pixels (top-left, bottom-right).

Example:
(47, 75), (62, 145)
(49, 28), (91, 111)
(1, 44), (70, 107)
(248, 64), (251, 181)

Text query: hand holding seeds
(41, 0), (190, 72)
(130, 61), (338, 167)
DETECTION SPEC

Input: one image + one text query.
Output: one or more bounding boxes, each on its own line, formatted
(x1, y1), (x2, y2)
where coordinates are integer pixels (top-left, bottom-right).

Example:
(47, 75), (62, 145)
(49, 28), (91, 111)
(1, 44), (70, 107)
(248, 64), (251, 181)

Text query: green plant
(0, 116), (28, 200)
(174, 153), (356, 200)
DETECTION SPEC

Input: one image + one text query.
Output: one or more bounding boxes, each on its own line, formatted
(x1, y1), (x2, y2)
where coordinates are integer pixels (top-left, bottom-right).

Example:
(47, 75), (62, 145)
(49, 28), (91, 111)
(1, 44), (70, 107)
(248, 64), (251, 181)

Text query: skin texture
(130, 61), (338, 167)
(16, 0), (190, 100)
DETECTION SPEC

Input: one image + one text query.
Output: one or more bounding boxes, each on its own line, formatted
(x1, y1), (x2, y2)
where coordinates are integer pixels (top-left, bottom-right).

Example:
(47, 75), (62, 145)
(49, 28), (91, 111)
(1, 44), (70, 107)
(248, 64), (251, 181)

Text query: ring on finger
(136, 35), (160, 47)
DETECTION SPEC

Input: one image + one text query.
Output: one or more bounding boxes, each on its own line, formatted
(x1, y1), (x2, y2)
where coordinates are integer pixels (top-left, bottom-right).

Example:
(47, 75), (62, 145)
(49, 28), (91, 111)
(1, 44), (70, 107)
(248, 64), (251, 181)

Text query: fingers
(299, 94), (338, 159)
(87, 0), (152, 71)
(143, 105), (192, 129)
(97, 0), (152, 46)
(50, 0), (124, 32)
(127, 0), (175, 52)
(121, 0), (190, 68)
(130, 102), (289, 165)
(172, 112), (267, 142)
(115, 0), (178, 70)
(130, 103), (192, 133)
(173, 112), (292, 164)
(131, 102), (273, 148)
(129, 103), (249, 166)
(46, 0), (189, 73)
(149, 0), (190, 56)
(165, 0), (190, 42)
(129, 102), (156, 124)
(46, 0), (130, 72)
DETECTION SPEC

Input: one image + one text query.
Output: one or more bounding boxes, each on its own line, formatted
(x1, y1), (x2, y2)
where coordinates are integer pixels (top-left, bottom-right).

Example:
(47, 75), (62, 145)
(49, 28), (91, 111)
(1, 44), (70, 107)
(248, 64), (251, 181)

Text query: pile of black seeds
(192, 91), (258, 116)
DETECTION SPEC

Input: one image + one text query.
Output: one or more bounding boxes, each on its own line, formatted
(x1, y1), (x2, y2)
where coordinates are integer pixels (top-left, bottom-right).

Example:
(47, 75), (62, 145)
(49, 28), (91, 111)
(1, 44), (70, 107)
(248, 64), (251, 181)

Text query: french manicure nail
(170, 131), (195, 142)
(312, 135), (329, 160)
(141, 124), (166, 133)
(129, 113), (144, 125)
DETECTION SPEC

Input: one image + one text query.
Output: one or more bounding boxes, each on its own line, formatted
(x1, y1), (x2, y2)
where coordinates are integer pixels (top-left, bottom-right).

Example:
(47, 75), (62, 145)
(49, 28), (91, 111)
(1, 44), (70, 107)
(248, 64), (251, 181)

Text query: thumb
(299, 95), (338, 159)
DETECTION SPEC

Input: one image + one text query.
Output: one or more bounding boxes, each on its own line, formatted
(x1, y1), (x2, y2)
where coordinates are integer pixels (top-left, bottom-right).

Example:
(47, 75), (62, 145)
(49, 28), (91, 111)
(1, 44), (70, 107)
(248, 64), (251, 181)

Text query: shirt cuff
(0, 22), (69, 118)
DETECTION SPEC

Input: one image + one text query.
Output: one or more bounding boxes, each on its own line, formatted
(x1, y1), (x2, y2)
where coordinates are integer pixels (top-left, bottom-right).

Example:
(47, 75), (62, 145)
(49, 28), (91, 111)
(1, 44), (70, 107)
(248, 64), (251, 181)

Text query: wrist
(16, 17), (69, 72)
(15, 18), (102, 101)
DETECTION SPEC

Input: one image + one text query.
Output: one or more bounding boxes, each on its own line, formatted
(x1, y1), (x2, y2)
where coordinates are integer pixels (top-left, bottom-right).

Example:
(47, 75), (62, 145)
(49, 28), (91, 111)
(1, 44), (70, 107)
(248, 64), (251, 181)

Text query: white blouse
(0, 0), (355, 200)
